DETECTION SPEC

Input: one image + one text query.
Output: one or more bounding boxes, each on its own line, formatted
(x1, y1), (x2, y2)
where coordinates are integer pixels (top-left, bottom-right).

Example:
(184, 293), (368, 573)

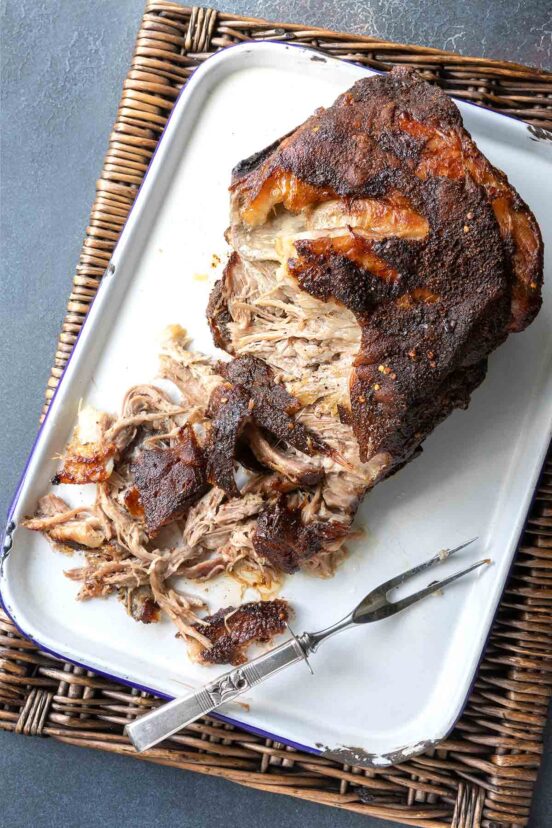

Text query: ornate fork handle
(126, 636), (308, 752)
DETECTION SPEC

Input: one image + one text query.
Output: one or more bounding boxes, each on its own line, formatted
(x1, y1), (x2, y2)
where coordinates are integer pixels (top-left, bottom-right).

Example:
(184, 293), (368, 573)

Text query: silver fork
(126, 539), (488, 752)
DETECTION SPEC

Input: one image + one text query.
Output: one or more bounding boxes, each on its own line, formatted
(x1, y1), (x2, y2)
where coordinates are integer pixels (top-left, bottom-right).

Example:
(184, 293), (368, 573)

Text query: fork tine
(374, 537), (479, 596)
(385, 558), (491, 618)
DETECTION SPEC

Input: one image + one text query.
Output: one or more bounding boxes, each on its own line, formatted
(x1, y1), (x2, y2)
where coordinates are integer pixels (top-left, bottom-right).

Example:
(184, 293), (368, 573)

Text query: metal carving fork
(126, 539), (488, 752)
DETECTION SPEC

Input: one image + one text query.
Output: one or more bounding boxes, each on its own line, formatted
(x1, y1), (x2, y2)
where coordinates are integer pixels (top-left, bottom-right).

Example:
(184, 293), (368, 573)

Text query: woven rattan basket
(2, 4), (551, 827)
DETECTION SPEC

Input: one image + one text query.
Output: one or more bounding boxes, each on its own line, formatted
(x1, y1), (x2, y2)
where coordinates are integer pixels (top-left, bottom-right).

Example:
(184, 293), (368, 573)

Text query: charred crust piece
(253, 496), (349, 574)
(352, 360), (487, 474)
(205, 383), (252, 497)
(221, 354), (299, 411)
(194, 599), (289, 665)
(347, 180), (507, 463)
(288, 233), (404, 315)
(219, 356), (328, 456)
(205, 355), (329, 497)
(130, 426), (208, 535)
(337, 404), (353, 426)
(207, 267), (233, 352)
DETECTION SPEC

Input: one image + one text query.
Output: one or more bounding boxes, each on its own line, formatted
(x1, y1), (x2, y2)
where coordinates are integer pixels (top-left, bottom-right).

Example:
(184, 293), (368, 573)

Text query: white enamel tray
(1, 43), (551, 766)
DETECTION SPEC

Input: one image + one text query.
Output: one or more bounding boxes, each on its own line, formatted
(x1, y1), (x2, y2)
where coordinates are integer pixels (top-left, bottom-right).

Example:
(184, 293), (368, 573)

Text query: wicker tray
(2, 4), (551, 826)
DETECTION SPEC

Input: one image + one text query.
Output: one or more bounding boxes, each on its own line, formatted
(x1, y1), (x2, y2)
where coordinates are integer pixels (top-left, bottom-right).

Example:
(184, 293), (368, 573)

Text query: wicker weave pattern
(3, 4), (551, 827)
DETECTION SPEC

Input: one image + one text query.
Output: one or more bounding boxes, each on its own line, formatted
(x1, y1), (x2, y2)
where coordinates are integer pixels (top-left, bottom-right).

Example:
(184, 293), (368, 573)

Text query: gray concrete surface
(0, 1), (550, 826)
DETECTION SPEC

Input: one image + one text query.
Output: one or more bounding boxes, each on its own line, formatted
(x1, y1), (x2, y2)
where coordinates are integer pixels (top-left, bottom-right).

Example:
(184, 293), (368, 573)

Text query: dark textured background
(1, 1), (550, 826)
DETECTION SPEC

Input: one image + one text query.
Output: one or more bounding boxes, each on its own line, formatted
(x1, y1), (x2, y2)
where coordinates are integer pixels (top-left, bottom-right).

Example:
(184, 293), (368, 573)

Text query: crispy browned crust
(194, 599), (289, 665)
(206, 383), (251, 497)
(52, 443), (116, 486)
(205, 356), (331, 496)
(227, 66), (543, 467)
(207, 266), (234, 352)
(253, 496), (350, 574)
(219, 356), (328, 456)
(130, 426), (208, 535)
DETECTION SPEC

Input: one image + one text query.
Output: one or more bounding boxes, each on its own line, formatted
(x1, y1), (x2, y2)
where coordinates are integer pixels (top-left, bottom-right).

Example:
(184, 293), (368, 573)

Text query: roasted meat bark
(205, 383), (252, 497)
(130, 425), (208, 535)
(208, 66), (543, 561)
(254, 496), (349, 574)
(205, 355), (329, 497)
(219, 356), (328, 455)
(190, 599), (289, 665)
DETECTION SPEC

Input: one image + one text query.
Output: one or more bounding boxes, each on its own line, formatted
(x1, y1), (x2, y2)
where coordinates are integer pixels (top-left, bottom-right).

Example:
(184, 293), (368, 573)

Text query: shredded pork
(23, 331), (307, 656)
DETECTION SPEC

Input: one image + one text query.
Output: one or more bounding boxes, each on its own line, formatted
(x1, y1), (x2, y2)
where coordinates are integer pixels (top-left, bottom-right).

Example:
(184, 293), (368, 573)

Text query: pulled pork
(23, 329), (336, 663)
